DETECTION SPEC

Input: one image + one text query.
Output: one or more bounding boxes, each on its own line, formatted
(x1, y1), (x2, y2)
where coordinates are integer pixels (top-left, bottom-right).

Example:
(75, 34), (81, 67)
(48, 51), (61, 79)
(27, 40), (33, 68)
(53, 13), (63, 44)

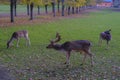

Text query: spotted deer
(46, 33), (93, 66)
(99, 29), (111, 49)
(7, 30), (31, 48)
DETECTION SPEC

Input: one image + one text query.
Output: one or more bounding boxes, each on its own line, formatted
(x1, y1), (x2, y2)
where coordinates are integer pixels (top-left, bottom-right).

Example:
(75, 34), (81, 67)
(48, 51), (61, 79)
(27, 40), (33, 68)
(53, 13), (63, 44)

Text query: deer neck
(7, 38), (12, 48)
(8, 36), (15, 45)
(53, 44), (63, 51)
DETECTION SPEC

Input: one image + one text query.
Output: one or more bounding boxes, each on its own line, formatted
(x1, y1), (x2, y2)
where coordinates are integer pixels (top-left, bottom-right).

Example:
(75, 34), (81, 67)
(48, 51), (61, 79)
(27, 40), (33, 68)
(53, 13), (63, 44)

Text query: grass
(0, 8), (120, 80)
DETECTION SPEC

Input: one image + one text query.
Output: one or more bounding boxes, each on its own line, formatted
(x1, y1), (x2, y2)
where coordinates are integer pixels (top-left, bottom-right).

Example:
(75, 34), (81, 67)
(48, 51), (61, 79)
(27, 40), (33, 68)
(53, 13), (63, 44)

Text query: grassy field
(0, 8), (120, 80)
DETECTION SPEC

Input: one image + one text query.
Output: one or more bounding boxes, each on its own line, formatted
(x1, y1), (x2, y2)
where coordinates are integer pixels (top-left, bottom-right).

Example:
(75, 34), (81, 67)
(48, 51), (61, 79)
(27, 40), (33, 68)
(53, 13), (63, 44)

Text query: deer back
(61, 40), (91, 51)
(100, 32), (111, 41)
(17, 30), (28, 38)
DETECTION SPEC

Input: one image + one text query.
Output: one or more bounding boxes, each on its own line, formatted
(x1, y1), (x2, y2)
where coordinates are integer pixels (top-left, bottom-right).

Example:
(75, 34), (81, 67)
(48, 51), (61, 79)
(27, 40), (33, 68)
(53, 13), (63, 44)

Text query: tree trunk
(57, 0), (60, 13)
(79, 7), (81, 12)
(38, 6), (40, 15)
(68, 6), (70, 15)
(76, 7), (78, 14)
(27, 3), (30, 15)
(52, 2), (55, 17)
(61, 2), (64, 16)
(72, 7), (74, 14)
(30, 2), (34, 20)
(45, 4), (48, 14)
(10, 0), (14, 22)
(14, 0), (17, 16)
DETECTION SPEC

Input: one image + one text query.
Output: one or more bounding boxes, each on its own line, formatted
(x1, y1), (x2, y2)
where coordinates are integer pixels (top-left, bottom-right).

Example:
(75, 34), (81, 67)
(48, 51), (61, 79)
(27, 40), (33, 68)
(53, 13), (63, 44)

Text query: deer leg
(16, 39), (19, 47)
(9, 38), (15, 46)
(98, 37), (102, 46)
(81, 53), (87, 66)
(25, 34), (31, 46)
(89, 53), (93, 67)
(88, 51), (93, 67)
(65, 51), (71, 65)
(84, 49), (93, 67)
(28, 38), (31, 46)
(25, 37), (31, 46)
(106, 40), (109, 49)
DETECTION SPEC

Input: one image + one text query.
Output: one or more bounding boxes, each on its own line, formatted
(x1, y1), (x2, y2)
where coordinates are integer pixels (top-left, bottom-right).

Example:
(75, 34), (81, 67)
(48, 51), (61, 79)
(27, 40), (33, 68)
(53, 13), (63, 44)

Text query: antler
(53, 32), (61, 43)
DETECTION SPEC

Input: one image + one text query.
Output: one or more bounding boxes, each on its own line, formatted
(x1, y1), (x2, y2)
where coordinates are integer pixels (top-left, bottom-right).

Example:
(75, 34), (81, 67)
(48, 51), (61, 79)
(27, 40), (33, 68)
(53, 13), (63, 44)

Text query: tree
(13, 0), (17, 16)
(34, 0), (44, 15)
(22, 0), (30, 15)
(43, 0), (50, 14)
(10, 0), (14, 22)
(22, 0), (35, 20)
(61, 0), (65, 16)
(57, 0), (60, 13)
(65, 0), (86, 15)
(37, 5), (40, 15)
(51, 2), (55, 17)
(30, 2), (34, 20)
(51, 0), (57, 17)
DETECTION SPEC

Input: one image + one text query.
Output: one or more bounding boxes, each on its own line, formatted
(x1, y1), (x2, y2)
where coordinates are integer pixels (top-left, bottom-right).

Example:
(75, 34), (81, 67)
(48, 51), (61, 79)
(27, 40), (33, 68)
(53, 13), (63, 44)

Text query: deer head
(104, 29), (111, 34)
(46, 32), (61, 49)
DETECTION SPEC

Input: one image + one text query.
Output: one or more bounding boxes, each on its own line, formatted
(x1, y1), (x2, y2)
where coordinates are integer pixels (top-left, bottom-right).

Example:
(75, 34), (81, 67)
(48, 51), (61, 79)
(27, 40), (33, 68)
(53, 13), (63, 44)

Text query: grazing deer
(99, 29), (111, 49)
(46, 33), (93, 66)
(7, 30), (31, 48)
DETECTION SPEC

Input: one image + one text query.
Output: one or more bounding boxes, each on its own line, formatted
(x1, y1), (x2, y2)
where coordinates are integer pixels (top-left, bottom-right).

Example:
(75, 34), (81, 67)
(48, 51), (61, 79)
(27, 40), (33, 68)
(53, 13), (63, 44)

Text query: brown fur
(7, 30), (30, 48)
(46, 33), (93, 66)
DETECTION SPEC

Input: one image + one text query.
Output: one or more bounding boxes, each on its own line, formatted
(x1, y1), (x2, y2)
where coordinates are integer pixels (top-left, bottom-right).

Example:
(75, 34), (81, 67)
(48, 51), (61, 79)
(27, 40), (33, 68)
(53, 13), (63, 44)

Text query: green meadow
(0, 8), (120, 79)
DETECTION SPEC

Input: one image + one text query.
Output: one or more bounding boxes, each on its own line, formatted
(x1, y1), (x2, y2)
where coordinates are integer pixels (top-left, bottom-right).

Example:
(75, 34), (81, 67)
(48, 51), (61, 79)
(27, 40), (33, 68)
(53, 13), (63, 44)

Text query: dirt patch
(0, 9), (97, 27)
(0, 66), (15, 80)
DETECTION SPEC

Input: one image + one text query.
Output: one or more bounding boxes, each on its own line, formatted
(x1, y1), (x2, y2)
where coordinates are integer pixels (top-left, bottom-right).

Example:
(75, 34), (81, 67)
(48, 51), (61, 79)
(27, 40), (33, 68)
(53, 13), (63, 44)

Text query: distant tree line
(7, 0), (102, 23)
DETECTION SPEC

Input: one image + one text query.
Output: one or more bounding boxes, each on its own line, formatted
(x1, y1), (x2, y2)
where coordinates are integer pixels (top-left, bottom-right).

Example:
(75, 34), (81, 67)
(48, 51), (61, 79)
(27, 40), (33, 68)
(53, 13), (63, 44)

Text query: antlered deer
(99, 29), (111, 49)
(7, 30), (31, 48)
(46, 33), (93, 66)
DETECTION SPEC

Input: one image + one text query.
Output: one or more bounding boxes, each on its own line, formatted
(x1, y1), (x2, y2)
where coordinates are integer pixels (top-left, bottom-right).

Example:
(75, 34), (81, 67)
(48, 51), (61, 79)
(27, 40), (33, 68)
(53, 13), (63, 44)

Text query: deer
(7, 30), (31, 48)
(46, 33), (93, 66)
(98, 29), (111, 49)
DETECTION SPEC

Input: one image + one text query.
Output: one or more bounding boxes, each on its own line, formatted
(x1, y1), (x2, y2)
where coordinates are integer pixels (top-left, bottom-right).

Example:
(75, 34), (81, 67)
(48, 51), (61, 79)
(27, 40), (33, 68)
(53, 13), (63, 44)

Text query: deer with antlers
(46, 33), (93, 66)
(99, 29), (111, 49)
(7, 30), (31, 48)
